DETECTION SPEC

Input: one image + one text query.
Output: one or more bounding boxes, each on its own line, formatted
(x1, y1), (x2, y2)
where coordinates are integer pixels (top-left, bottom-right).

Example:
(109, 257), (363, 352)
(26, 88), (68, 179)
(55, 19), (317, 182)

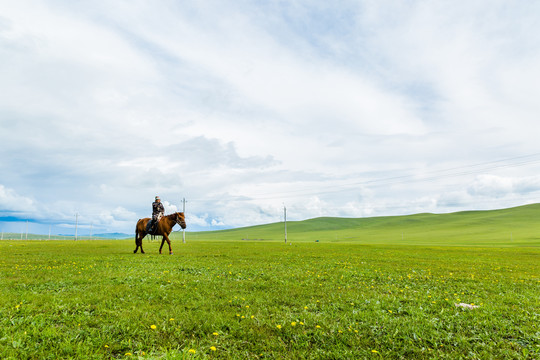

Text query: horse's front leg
(164, 234), (173, 255)
(159, 237), (165, 254)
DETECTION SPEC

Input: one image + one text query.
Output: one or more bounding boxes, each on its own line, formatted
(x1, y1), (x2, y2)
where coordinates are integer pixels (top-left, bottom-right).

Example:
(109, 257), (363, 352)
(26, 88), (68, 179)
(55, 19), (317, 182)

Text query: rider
(149, 196), (165, 233)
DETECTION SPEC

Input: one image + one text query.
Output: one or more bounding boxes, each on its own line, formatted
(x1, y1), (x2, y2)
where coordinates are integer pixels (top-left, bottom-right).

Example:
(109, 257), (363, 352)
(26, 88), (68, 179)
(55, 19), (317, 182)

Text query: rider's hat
(155, 196), (160, 200)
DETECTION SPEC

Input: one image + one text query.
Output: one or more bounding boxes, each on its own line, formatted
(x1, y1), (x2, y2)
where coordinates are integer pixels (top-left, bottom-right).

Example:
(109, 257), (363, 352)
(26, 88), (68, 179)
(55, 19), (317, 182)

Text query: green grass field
(1, 205), (539, 359)
(177, 204), (540, 246)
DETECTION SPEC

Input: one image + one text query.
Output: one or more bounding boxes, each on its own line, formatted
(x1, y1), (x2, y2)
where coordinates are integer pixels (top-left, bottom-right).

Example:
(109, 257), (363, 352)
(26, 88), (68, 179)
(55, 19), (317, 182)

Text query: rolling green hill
(176, 203), (540, 246)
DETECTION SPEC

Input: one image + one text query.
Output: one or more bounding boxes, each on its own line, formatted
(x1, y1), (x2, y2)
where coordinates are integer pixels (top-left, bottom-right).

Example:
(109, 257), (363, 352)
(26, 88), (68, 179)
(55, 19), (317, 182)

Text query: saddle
(146, 217), (161, 235)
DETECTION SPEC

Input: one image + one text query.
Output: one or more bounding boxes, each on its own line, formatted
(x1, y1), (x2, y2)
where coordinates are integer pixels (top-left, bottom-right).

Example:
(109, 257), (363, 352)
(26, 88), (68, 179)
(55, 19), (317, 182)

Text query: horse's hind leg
(139, 233), (145, 254)
(139, 242), (144, 254)
(134, 233), (139, 253)
(134, 232), (146, 254)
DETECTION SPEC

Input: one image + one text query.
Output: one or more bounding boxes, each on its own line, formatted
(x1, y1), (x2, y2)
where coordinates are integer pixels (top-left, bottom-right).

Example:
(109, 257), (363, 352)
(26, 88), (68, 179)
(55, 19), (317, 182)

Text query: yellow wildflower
(150, 324), (157, 330)
(188, 349), (196, 354)
(210, 346), (217, 351)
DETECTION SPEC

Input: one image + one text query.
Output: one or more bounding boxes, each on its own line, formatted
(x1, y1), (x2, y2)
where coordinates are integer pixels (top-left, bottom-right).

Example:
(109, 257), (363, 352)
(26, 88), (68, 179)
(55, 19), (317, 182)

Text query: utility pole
(182, 197), (186, 244)
(75, 213), (79, 241)
(284, 205), (287, 243)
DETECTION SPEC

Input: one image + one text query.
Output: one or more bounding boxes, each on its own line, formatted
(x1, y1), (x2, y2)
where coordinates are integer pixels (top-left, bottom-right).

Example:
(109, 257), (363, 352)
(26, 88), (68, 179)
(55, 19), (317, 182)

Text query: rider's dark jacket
(152, 201), (164, 220)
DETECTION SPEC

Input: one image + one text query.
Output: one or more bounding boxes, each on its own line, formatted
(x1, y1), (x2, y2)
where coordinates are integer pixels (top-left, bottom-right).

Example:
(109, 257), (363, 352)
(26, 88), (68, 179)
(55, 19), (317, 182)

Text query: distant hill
(1, 233), (74, 240)
(174, 203), (540, 246)
(0, 233), (131, 240)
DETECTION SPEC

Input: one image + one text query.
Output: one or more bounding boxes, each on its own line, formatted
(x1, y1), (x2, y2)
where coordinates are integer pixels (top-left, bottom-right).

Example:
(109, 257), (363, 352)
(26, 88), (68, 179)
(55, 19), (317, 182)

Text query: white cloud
(110, 207), (137, 222)
(468, 175), (514, 198)
(162, 201), (179, 214)
(468, 175), (540, 198)
(0, 185), (36, 213)
(211, 219), (225, 227)
(1, 1), (540, 233)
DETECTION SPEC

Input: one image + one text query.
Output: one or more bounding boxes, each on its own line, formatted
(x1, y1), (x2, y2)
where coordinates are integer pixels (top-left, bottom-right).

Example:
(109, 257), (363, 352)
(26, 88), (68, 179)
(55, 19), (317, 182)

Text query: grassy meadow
(178, 204), (540, 246)
(1, 206), (539, 359)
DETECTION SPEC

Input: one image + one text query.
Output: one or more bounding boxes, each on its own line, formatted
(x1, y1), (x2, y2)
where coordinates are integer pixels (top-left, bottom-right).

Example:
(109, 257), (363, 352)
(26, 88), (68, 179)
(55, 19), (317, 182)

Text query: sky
(1, 1), (540, 235)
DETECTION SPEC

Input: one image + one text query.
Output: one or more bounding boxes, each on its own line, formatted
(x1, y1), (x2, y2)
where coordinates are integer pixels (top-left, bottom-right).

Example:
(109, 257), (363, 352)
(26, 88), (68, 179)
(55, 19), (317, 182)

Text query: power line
(284, 205), (287, 243)
(188, 153), (540, 203)
(75, 213), (78, 241)
(182, 197), (186, 244)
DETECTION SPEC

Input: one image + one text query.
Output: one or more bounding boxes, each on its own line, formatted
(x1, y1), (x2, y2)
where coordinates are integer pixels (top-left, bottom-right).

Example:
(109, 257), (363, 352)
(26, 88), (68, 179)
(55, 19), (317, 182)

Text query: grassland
(176, 203), (540, 246)
(1, 205), (539, 359)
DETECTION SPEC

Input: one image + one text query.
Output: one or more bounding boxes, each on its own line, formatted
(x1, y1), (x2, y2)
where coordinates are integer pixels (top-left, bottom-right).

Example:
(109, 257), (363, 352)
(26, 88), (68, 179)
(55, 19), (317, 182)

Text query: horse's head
(175, 212), (187, 229)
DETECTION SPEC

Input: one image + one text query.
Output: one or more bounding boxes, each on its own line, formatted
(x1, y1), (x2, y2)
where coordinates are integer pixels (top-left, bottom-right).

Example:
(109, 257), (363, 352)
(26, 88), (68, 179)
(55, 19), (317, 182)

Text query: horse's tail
(135, 219), (142, 243)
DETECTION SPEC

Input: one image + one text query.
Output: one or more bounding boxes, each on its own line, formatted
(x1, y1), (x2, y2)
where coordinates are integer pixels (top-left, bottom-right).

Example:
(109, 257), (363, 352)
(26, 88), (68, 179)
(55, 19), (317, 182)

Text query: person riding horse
(148, 196), (165, 234)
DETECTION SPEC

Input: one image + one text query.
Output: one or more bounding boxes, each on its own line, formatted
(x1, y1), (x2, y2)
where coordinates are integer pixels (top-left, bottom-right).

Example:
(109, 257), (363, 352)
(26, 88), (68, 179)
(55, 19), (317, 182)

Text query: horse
(134, 212), (186, 254)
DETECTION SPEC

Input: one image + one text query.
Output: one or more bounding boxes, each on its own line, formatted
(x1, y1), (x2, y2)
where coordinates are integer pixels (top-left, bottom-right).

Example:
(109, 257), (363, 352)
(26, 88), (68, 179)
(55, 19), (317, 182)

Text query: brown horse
(134, 212), (186, 254)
